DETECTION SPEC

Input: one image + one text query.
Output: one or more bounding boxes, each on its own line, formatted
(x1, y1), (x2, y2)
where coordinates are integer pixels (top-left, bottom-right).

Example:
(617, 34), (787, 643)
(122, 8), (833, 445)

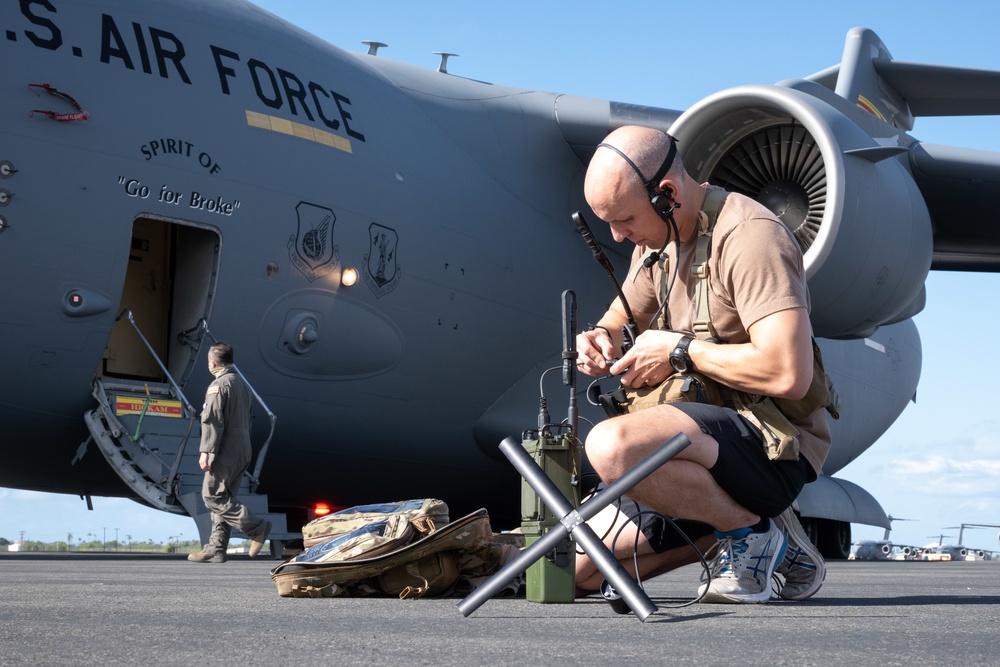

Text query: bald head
(585, 127), (682, 214)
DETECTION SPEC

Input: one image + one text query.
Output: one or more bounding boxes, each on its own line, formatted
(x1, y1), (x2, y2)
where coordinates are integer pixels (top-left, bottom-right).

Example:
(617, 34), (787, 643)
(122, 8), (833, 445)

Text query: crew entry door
(101, 216), (220, 384)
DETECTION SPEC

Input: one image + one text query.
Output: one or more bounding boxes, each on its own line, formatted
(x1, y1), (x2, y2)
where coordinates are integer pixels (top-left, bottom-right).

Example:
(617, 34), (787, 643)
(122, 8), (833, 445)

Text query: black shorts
(611, 402), (811, 554)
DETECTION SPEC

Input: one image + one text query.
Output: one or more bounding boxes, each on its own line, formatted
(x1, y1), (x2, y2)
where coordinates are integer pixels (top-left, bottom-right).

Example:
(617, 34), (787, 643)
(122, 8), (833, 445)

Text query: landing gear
(815, 518), (851, 560)
(799, 515), (820, 545)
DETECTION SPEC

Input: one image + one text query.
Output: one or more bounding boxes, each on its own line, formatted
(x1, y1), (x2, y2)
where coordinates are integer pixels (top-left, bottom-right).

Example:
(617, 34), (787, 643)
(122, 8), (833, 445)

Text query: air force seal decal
(363, 222), (400, 297)
(288, 202), (339, 282)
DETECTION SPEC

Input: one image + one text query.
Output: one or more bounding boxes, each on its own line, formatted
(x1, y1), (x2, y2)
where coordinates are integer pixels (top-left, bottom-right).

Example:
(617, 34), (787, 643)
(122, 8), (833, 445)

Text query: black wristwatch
(669, 336), (694, 373)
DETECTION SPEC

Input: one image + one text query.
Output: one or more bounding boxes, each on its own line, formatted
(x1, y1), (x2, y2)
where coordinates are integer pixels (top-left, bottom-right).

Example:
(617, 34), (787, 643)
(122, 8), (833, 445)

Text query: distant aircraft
(916, 536), (964, 561)
(918, 545), (962, 561)
(3, 1), (1000, 555)
(849, 542), (920, 561)
(919, 525), (1000, 561)
(849, 516), (920, 561)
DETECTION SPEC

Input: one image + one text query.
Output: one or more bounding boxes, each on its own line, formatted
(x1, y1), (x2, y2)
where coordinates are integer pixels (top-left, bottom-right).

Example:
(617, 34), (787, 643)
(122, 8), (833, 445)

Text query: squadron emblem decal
(288, 202), (339, 282)
(364, 222), (400, 297)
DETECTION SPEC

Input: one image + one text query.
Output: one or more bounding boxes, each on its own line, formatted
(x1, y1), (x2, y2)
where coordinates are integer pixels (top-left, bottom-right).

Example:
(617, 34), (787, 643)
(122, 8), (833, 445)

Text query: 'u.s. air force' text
(9, 1), (365, 142)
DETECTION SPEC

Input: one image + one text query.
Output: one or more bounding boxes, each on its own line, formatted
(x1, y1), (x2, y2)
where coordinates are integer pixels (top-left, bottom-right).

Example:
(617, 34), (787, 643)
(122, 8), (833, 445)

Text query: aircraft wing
(910, 143), (1000, 271)
(806, 57), (1000, 271)
(873, 60), (1000, 117)
(878, 60), (1000, 271)
(807, 59), (1000, 118)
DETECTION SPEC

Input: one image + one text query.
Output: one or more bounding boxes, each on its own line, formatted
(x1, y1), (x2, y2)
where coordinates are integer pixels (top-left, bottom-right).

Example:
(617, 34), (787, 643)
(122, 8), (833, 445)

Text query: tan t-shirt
(621, 189), (832, 477)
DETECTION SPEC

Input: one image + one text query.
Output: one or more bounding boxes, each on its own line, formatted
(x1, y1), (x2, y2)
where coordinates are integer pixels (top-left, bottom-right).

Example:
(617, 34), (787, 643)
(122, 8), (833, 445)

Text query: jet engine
(669, 84), (933, 339)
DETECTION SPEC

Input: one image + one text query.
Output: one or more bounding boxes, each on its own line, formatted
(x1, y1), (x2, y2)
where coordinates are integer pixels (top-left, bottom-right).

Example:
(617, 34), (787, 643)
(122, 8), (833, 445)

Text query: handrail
(116, 310), (197, 417)
(196, 319), (277, 492)
(114, 309), (199, 489)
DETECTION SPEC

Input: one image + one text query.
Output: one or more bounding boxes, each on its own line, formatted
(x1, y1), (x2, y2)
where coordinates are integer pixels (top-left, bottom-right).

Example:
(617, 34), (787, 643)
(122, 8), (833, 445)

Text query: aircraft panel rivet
(0, 214), (7, 232)
(0, 189), (10, 206)
(0, 161), (14, 178)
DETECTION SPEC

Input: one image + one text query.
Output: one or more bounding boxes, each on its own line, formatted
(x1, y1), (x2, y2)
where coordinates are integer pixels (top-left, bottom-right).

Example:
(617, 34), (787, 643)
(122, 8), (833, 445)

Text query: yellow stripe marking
(245, 110), (353, 153)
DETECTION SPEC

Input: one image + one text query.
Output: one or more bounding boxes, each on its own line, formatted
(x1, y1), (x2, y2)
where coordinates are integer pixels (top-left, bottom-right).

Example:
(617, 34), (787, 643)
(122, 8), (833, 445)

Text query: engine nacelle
(669, 85), (933, 339)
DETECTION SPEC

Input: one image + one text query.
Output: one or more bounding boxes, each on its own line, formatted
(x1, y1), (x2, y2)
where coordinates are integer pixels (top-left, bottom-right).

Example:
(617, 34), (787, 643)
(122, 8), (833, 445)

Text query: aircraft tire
(815, 518), (851, 560)
(799, 516), (821, 547)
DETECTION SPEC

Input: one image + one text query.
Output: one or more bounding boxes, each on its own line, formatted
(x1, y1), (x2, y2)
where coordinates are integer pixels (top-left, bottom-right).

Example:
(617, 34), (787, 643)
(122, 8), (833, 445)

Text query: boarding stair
(81, 312), (296, 557)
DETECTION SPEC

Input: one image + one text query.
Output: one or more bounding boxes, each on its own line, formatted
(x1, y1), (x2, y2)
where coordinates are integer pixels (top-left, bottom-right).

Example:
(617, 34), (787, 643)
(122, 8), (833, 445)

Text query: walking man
(188, 342), (271, 562)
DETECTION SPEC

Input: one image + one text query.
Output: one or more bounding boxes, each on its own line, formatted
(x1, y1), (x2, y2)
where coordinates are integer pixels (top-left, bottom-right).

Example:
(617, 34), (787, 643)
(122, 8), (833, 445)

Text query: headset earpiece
(649, 188), (679, 222)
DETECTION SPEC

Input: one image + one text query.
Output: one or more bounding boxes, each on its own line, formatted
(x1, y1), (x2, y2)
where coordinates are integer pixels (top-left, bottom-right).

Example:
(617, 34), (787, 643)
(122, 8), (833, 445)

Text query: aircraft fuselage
(0, 1), (923, 530)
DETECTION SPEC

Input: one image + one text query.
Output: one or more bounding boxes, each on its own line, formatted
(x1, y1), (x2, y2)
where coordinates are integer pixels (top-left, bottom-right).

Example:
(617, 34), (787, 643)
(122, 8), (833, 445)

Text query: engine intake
(669, 84), (932, 338)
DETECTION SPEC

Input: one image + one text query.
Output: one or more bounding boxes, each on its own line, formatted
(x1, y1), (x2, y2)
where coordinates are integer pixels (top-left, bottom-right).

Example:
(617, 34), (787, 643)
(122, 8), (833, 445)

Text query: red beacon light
(312, 502), (334, 517)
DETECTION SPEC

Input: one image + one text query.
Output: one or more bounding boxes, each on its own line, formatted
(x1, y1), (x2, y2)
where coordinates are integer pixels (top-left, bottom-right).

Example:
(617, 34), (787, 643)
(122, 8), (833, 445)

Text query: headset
(595, 134), (680, 268)
(596, 134), (679, 221)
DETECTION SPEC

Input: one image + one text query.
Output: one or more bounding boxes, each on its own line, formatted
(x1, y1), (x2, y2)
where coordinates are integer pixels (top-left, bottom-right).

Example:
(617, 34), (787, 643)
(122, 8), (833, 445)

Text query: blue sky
(3, 0), (999, 552)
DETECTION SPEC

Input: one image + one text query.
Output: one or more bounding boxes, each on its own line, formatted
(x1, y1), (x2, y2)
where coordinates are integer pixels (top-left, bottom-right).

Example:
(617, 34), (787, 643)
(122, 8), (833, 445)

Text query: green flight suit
(200, 366), (266, 553)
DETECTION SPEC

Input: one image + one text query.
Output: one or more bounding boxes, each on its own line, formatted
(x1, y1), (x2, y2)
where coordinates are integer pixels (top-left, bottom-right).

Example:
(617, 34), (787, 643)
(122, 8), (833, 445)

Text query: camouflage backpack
(272, 503), (512, 599)
(301, 498), (450, 548)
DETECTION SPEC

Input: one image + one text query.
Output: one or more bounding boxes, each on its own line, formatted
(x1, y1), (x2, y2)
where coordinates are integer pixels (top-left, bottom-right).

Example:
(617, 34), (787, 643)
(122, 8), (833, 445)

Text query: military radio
(519, 290), (582, 603)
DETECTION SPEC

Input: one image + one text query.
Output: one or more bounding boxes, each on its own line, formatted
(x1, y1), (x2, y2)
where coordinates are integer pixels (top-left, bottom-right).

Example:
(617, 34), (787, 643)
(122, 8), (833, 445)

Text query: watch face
(670, 337), (692, 373)
(669, 356), (688, 373)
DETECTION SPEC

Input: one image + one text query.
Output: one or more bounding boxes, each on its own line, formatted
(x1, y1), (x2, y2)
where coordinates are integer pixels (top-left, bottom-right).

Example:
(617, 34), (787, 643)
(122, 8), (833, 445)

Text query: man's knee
(584, 417), (629, 478)
(202, 488), (236, 515)
(585, 408), (687, 477)
(202, 495), (223, 514)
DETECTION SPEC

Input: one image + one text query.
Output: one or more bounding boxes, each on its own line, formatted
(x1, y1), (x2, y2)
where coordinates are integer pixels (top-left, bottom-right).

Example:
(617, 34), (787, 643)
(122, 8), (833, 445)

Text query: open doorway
(101, 216), (220, 386)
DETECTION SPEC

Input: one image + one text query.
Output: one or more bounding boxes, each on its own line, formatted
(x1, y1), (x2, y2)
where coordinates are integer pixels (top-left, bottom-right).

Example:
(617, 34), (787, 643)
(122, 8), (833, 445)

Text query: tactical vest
(659, 189), (840, 461)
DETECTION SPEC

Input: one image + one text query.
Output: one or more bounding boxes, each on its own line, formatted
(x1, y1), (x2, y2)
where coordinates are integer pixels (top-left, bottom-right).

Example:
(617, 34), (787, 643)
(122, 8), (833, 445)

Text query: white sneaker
(698, 518), (787, 604)
(773, 507), (826, 600)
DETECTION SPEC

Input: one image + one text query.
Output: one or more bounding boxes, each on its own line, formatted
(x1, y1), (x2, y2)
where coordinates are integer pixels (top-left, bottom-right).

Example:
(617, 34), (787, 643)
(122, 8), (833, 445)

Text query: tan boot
(187, 547), (227, 563)
(249, 520), (272, 558)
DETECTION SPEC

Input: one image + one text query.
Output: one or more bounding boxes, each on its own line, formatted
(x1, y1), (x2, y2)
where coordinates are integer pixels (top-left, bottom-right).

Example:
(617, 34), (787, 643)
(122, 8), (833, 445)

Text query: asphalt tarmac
(1, 553), (998, 666)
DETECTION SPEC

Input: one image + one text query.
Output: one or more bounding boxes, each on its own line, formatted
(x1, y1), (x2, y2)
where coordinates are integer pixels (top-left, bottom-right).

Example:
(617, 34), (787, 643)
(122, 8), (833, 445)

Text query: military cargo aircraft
(850, 541), (914, 561)
(852, 523), (1000, 561)
(3, 1), (1000, 556)
(922, 524), (1000, 560)
(849, 516), (918, 560)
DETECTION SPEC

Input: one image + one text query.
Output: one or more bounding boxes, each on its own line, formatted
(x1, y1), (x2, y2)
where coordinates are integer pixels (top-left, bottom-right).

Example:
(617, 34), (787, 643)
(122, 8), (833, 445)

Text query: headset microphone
(642, 202), (680, 268)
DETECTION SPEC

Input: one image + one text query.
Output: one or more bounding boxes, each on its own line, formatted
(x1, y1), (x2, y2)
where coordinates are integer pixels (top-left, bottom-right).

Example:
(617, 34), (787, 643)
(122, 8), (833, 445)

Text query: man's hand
(199, 451), (215, 472)
(610, 330), (685, 388)
(576, 327), (616, 376)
